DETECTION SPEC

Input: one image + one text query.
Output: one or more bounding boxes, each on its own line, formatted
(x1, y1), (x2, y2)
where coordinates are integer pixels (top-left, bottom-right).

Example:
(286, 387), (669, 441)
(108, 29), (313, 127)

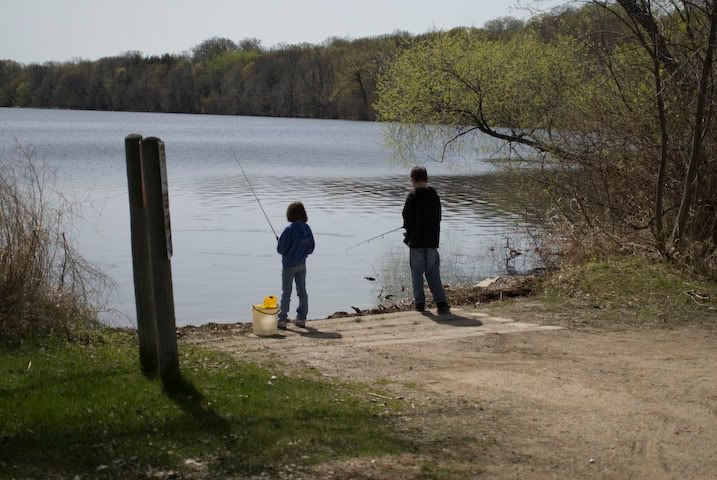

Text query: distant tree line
(0, 19), (537, 121)
(0, 34), (415, 120)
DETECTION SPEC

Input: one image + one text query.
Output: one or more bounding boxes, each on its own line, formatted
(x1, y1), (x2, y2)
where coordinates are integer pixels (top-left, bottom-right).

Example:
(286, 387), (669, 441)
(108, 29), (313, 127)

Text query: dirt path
(185, 305), (717, 479)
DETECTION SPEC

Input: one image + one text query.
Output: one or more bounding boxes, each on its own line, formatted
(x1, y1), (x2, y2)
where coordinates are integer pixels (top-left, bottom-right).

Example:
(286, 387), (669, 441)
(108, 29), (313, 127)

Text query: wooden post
(140, 137), (180, 385)
(125, 134), (158, 376)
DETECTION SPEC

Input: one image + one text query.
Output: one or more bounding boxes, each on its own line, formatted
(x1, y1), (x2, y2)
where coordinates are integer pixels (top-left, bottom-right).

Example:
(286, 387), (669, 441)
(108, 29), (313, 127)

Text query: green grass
(0, 331), (407, 479)
(540, 256), (717, 323)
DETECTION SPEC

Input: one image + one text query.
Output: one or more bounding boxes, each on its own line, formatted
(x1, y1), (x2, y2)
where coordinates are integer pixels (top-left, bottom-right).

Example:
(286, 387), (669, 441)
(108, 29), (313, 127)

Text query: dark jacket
(402, 185), (441, 248)
(277, 221), (315, 268)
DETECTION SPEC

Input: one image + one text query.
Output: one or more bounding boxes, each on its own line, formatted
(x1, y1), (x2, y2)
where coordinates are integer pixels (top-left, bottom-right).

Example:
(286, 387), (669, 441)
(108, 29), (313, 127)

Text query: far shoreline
(0, 105), (377, 124)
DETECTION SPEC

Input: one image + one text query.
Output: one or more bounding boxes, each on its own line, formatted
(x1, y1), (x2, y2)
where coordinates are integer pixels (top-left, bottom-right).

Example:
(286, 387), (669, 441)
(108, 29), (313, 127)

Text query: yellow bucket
(252, 296), (279, 335)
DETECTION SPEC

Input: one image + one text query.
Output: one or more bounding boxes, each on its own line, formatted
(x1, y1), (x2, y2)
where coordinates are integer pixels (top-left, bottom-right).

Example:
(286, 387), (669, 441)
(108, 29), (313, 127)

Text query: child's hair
(410, 166), (428, 182)
(286, 201), (308, 222)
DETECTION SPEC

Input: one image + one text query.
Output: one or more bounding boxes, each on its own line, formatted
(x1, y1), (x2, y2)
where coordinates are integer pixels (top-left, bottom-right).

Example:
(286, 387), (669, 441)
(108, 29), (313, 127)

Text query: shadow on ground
(291, 326), (343, 339)
(420, 311), (483, 327)
(163, 374), (232, 434)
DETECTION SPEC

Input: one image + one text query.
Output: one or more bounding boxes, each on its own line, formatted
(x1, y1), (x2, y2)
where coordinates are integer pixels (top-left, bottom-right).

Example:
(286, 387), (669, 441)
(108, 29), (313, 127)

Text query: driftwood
(422, 275), (538, 307)
(327, 299), (413, 319)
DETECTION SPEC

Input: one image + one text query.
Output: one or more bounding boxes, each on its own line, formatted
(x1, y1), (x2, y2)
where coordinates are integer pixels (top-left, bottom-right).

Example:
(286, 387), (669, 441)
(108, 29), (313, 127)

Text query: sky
(0, 0), (560, 64)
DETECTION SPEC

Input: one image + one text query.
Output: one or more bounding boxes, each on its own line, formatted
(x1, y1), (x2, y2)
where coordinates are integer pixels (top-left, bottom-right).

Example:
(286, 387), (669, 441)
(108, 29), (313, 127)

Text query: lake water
(0, 107), (537, 326)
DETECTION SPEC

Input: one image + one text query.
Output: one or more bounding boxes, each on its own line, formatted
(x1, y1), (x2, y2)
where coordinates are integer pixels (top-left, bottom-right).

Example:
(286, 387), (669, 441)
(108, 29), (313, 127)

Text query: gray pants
(280, 264), (308, 321)
(409, 248), (447, 305)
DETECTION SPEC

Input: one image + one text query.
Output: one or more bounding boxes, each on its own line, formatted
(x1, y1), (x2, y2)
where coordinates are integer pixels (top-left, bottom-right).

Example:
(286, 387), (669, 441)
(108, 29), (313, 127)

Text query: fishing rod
(345, 226), (404, 251)
(231, 149), (279, 241)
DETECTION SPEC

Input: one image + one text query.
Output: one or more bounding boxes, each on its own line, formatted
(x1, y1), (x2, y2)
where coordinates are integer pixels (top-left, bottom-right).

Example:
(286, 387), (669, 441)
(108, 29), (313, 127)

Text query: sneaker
(415, 303), (425, 312)
(294, 320), (306, 328)
(278, 320), (288, 330)
(437, 302), (451, 314)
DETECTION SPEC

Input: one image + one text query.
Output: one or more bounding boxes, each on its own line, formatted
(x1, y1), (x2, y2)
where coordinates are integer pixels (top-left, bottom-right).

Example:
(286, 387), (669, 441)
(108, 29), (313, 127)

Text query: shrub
(0, 143), (106, 336)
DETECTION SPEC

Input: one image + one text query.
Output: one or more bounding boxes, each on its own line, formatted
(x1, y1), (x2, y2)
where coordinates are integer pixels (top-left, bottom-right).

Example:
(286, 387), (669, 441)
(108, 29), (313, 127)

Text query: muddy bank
(327, 274), (539, 319)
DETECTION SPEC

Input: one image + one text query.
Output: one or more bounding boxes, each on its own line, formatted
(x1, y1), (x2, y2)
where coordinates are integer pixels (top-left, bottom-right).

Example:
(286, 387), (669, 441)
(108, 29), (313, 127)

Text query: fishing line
(231, 149), (279, 240)
(345, 226), (403, 251)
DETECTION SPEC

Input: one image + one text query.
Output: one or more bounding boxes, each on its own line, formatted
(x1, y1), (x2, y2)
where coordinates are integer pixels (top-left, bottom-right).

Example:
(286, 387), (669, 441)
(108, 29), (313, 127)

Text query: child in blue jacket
(277, 202), (315, 329)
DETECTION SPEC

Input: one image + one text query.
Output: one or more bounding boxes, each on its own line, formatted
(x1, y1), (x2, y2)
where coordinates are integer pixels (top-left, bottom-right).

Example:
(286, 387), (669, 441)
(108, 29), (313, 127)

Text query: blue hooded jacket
(277, 221), (315, 268)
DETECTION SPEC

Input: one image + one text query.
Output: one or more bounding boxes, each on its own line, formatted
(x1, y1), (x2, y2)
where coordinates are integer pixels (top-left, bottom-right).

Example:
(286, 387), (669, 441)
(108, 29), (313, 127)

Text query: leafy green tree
(376, 32), (582, 160)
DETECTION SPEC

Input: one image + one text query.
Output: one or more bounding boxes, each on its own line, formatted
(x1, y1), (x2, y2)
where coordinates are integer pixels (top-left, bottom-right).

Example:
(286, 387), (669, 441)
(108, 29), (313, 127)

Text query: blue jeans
(409, 248), (446, 305)
(280, 264), (308, 321)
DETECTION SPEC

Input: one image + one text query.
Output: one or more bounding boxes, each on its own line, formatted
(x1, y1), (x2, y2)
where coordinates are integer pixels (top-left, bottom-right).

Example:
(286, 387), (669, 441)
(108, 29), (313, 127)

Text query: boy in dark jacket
(402, 166), (450, 314)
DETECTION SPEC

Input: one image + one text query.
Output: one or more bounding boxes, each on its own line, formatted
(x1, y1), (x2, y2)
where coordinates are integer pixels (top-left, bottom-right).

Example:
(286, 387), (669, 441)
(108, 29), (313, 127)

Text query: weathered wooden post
(140, 137), (180, 385)
(125, 134), (158, 376)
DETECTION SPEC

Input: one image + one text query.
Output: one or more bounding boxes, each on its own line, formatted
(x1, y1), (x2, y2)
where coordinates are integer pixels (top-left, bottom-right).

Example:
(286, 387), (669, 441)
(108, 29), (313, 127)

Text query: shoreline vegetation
(0, 144), (106, 340)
